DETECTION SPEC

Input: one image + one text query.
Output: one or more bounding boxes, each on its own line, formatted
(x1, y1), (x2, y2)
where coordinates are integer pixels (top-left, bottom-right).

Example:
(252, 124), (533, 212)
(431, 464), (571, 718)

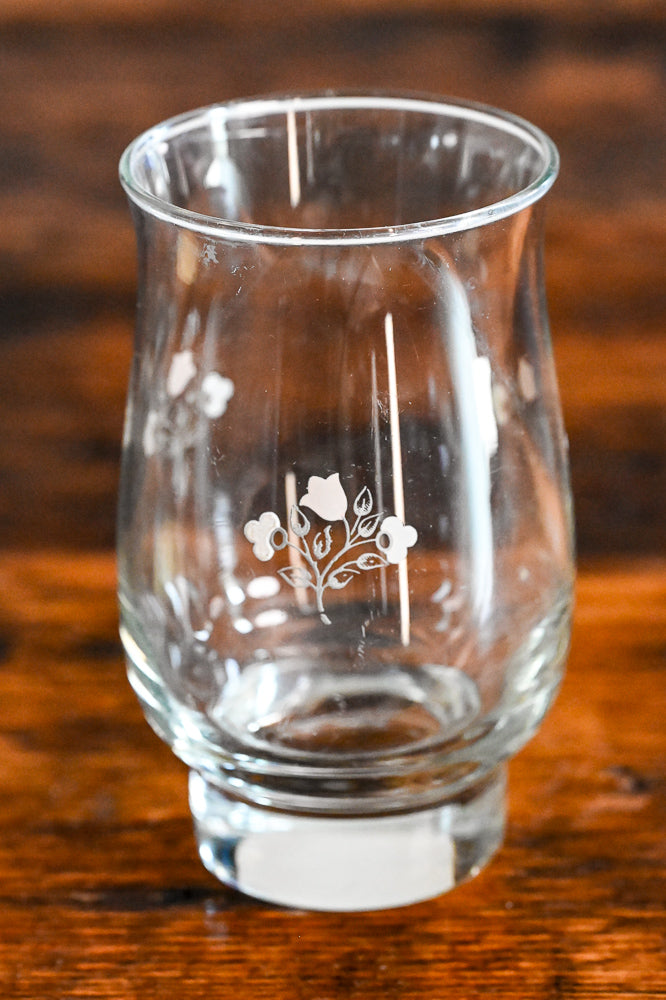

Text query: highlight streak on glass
(286, 106), (301, 209)
(370, 349), (388, 614)
(440, 262), (494, 621)
(385, 312), (411, 646)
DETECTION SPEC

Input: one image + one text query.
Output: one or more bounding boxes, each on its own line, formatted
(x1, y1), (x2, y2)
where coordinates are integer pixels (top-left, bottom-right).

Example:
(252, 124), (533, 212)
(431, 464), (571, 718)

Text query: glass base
(189, 765), (506, 911)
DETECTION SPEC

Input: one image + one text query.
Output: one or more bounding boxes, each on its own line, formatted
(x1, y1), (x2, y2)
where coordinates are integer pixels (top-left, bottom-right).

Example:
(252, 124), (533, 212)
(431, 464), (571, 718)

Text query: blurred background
(0, 0), (664, 560)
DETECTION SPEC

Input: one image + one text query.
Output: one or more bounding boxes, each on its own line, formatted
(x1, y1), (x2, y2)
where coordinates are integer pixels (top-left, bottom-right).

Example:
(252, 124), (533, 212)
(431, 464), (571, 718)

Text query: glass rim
(119, 91), (560, 247)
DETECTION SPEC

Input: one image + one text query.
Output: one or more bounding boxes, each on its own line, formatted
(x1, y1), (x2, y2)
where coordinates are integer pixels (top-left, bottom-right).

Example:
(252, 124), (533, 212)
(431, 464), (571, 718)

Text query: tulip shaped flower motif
(300, 473), (348, 521)
(244, 471), (417, 623)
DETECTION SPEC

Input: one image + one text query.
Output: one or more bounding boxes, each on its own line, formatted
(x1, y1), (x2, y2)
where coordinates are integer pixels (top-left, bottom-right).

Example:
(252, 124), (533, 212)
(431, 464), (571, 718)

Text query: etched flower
(376, 515), (418, 564)
(243, 512), (281, 561)
(244, 471), (418, 624)
(200, 371), (235, 418)
(167, 350), (197, 398)
(300, 473), (348, 521)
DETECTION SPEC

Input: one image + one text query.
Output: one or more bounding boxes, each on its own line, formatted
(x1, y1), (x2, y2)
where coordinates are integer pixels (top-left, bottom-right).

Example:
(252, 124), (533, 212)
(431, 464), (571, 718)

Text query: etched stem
(315, 584), (330, 625)
(319, 529), (378, 582)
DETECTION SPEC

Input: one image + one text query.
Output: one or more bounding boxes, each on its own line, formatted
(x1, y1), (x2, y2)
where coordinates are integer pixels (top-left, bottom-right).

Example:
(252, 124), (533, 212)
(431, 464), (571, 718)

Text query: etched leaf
(355, 552), (388, 570)
(353, 486), (373, 516)
(313, 525), (333, 559)
(289, 504), (311, 538)
(327, 568), (360, 590)
(357, 512), (383, 538)
(277, 565), (313, 589)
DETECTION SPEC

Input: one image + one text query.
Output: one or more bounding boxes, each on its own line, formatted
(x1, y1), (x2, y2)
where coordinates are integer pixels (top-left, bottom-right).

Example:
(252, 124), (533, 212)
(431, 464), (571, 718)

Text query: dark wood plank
(2, 0), (665, 27)
(0, 553), (663, 997)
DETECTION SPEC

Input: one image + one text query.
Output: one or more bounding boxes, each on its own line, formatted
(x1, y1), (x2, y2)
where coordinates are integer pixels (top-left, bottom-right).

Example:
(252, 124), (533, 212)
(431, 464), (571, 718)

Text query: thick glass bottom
(189, 764), (506, 911)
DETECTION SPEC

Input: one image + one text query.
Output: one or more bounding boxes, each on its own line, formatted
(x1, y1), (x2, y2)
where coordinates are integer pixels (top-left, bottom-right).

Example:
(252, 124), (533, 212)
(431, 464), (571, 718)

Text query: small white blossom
(244, 512), (281, 562)
(376, 515), (418, 564)
(200, 372), (235, 418)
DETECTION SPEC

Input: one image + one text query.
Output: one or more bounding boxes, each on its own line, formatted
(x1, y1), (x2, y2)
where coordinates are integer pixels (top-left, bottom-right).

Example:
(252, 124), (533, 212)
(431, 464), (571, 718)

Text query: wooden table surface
(1, 2), (665, 996)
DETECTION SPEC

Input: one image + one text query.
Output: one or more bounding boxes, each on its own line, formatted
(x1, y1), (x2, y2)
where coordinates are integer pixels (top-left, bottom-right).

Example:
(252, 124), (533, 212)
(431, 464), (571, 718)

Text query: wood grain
(0, 553), (664, 997)
(1, 4), (665, 996)
(2, 0), (665, 28)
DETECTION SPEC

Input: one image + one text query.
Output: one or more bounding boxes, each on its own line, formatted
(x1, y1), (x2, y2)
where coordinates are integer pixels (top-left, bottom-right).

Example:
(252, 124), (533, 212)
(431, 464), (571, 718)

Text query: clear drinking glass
(118, 93), (574, 911)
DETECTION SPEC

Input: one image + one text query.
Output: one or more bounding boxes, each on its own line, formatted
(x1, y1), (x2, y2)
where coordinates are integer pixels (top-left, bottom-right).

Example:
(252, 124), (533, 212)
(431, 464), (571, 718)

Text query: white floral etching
(200, 371), (235, 418)
(244, 511), (281, 562)
(376, 515), (418, 563)
(244, 473), (417, 624)
(300, 473), (349, 521)
(200, 243), (219, 267)
(143, 349), (234, 457)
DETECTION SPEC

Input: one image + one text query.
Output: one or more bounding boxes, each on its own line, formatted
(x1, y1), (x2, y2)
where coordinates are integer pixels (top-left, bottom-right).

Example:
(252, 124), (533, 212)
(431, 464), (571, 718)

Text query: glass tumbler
(118, 93), (574, 911)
